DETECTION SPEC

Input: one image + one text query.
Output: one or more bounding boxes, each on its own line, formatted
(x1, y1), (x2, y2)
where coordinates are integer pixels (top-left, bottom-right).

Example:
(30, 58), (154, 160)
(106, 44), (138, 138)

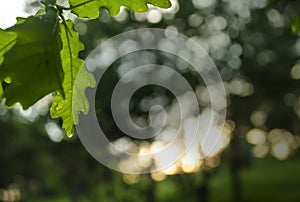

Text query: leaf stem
(59, 13), (72, 37)
(61, 18), (74, 91)
(57, 0), (95, 11)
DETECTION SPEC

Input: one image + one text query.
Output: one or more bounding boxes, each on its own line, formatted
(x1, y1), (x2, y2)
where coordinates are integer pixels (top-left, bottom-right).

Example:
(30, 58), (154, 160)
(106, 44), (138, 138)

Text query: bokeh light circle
(74, 28), (226, 174)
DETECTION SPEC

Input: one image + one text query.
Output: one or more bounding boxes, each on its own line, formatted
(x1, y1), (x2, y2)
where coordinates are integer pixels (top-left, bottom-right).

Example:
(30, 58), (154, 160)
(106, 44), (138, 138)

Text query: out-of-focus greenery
(1, 0), (300, 201)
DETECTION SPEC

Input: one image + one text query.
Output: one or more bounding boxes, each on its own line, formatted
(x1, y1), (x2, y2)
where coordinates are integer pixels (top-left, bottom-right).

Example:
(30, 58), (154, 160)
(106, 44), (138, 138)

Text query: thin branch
(57, 0), (95, 11)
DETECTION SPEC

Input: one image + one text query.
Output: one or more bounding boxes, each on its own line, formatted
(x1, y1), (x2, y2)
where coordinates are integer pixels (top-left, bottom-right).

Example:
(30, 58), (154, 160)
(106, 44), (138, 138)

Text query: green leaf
(72, 64), (96, 125)
(0, 29), (17, 70)
(69, 0), (172, 18)
(0, 29), (17, 58)
(0, 7), (63, 109)
(50, 20), (96, 136)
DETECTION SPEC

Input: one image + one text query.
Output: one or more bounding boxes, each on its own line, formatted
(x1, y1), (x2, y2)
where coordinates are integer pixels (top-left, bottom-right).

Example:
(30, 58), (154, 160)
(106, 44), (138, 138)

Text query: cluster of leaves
(0, 0), (171, 136)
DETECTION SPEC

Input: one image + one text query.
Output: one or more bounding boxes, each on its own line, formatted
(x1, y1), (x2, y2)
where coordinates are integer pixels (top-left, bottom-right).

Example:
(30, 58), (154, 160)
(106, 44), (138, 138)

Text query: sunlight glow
(0, 0), (31, 29)
(151, 172), (166, 182)
(45, 122), (64, 143)
(0, 187), (21, 202)
(147, 9), (162, 24)
(272, 142), (289, 160)
(291, 61), (300, 80)
(12, 94), (53, 124)
(123, 174), (140, 184)
(252, 144), (269, 158)
(113, 90), (232, 181)
(133, 0), (179, 23)
(247, 128), (300, 160)
(246, 128), (266, 145)
(181, 156), (202, 173)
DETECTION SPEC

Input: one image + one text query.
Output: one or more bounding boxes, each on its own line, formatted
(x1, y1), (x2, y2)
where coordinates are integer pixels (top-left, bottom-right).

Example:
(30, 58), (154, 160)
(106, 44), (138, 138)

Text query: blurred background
(1, 0), (300, 201)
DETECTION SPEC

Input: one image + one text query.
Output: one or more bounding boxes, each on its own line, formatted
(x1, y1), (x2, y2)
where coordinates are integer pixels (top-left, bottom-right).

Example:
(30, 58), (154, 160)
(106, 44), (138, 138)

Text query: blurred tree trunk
(147, 179), (155, 202)
(229, 132), (243, 202)
(196, 172), (210, 202)
(70, 186), (80, 202)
